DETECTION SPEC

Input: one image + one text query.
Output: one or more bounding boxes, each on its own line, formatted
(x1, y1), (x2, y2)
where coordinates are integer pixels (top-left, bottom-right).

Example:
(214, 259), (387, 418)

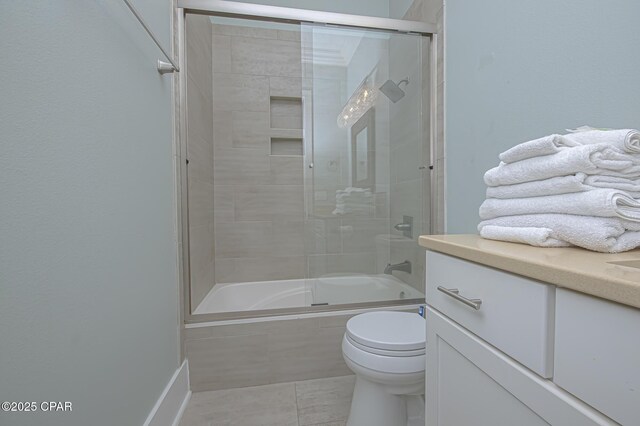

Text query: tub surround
(184, 306), (416, 392)
(419, 234), (640, 308)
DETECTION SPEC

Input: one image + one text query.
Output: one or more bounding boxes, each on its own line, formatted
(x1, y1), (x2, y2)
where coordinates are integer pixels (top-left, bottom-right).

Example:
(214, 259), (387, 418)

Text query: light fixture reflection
(337, 70), (378, 129)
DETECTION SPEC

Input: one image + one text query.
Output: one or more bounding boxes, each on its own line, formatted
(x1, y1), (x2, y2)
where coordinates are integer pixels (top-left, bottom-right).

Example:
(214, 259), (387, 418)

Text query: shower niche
(270, 96), (303, 155)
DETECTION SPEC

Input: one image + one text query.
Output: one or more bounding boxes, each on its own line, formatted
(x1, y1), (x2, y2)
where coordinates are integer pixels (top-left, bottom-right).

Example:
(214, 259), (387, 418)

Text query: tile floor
(180, 375), (355, 426)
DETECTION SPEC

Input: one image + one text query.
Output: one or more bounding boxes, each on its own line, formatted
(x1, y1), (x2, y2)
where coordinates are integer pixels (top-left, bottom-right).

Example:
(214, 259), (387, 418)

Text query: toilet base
(347, 376), (407, 426)
(344, 356), (425, 426)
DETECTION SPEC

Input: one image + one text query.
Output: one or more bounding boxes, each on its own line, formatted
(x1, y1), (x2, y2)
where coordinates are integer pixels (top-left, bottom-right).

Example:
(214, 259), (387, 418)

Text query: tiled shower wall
(211, 23), (306, 284)
(186, 15), (215, 308)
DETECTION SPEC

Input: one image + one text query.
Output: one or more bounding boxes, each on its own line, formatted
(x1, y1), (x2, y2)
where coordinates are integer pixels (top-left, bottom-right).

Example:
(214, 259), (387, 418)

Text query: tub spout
(384, 260), (412, 275)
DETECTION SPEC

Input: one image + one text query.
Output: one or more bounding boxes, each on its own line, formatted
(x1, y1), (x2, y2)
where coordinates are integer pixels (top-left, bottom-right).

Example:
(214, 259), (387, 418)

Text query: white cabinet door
(426, 308), (616, 426)
(555, 289), (640, 426)
(434, 334), (550, 426)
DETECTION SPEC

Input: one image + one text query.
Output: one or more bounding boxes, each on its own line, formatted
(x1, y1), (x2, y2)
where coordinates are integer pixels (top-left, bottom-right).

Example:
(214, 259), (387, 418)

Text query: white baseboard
(144, 359), (191, 426)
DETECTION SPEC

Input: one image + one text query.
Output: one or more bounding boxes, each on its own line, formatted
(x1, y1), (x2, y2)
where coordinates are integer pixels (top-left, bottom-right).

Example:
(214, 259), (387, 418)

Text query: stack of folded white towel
(478, 127), (640, 252)
(333, 187), (374, 216)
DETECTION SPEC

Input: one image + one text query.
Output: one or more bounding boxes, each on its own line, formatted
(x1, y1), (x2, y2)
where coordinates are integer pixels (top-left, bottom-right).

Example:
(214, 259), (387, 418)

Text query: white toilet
(342, 311), (426, 426)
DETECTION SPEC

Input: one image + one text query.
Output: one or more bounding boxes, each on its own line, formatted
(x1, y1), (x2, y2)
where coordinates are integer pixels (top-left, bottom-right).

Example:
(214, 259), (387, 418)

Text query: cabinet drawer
(426, 251), (555, 377)
(555, 289), (640, 426)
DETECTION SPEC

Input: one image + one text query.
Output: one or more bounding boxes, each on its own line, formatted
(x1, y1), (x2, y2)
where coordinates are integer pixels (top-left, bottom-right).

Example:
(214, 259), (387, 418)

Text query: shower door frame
(176, 0), (439, 324)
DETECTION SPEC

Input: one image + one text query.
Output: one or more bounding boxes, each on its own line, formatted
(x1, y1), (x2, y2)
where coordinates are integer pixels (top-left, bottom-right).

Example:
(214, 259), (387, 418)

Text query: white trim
(144, 360), (191, 426)
(185, 304), (422, 328)
(171, 389), (191, 426)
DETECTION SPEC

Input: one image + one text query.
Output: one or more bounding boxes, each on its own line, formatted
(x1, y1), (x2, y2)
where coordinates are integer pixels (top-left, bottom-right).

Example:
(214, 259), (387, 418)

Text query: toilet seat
(346, 311), (426, 352)
(342, 311), (426, 375)
(345, 334), (425, 357)
(342, 335), (425, 374)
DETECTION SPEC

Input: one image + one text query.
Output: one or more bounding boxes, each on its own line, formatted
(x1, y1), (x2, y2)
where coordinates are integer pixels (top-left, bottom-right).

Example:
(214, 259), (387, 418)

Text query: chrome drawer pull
(437, 286), (482, 310)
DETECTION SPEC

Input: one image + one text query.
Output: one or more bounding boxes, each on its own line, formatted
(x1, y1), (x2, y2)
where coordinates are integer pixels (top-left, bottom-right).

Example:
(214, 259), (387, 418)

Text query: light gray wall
(445, 0), (640, 233)
(0, 1), (179, 425)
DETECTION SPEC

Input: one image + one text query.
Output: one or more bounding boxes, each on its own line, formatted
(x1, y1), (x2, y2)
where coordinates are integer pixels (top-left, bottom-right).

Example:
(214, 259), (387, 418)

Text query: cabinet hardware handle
(437, 286), (482, 310)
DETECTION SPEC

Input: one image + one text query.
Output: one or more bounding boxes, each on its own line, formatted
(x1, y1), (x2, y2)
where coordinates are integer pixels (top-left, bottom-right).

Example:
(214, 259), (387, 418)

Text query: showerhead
(379, 78), (409, 103)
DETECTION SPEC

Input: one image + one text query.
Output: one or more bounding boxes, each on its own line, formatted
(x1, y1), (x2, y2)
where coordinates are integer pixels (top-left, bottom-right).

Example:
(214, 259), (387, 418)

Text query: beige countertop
(419, 234), (640, 309)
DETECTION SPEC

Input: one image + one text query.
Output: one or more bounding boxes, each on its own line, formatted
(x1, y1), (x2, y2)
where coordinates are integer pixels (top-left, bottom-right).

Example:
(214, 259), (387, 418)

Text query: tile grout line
(294, 381), (301, 426)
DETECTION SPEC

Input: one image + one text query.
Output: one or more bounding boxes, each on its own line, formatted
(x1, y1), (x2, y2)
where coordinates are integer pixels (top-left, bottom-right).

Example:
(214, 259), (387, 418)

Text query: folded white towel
(478, 214), (640, 252)
(499, 129), (640, 164)
(479, 225), (571, 248)
(566, 128), (640, 154)
(584, 175), (640, 194)
(499, 134), (579, 163)
(479, 189), (640, 221)
(486, 173), (640, 199)
(485, 144), (640, 186)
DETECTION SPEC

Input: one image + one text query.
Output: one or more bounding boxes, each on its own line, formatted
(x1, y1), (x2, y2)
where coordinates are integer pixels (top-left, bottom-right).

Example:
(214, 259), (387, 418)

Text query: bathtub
(194, 274), (424, 315)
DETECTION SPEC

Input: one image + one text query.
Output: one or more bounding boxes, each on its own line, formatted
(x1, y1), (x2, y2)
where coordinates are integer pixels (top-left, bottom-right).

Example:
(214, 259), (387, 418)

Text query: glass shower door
(302, 23), (429, 307)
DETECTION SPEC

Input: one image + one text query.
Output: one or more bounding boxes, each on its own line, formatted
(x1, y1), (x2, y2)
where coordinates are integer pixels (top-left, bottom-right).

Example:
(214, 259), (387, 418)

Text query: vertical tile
(215, 256), (306, 284)
(232, 111), (270, 149)
(213, 147), (270, 186)
(214, 221), (303, 258)
(231, 37), (301, 78)
(270, 76), (303, 98)
(269, 156), (303, 185)
(188, 179), (214, 227)
(278, 29), (302, 42)
(234, 185), (304, 222)
(186, 15), (213, 93)
(267, 326), (351, 383)
(212, 34), (231, 73)
(187, 75), (213, 144)
(307, 253), (377, 278)
(213, 110), (232, 149)
(186, 334), (271, 391)
(187, 134), (214, 185)
(213, 23), (278, 40)
(213, 73), (269, 112)
(189, 221), (215, 309)
(340, 218), (390, 254)
(213, 185), (234, 224)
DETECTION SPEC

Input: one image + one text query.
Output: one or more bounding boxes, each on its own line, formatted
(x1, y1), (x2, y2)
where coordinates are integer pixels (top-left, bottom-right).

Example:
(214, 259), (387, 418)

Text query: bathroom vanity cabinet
(421, 237), (640, 426)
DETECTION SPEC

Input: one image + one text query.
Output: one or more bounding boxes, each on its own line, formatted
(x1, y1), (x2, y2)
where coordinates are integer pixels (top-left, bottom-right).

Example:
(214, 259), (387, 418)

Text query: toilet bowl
(342, 311), (426, 426)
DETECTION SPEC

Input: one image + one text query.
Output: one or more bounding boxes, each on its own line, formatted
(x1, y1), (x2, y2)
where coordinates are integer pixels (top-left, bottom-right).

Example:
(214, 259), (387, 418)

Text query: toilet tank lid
(346, 311), (426, 351)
